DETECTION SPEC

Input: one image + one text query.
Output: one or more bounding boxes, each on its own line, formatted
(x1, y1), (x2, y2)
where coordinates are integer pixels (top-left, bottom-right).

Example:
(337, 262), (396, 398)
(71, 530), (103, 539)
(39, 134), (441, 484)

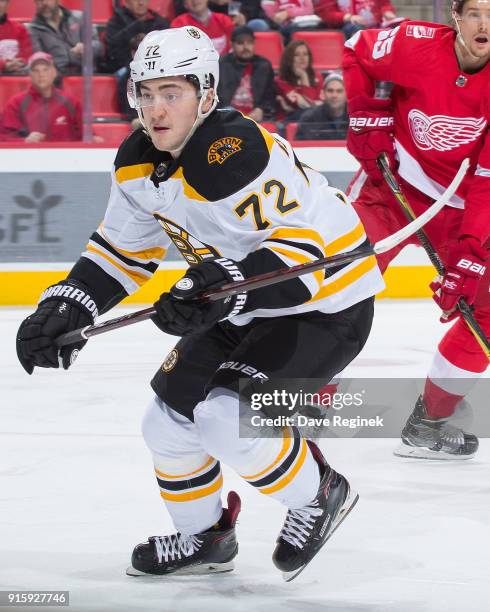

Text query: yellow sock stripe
(241, 429), (291, 480)
(308, 256), (377, 303)
(155, 456), (215, 480)
(115, 163), (154, 184)
(86, 244), (150, 287)
(268, 246), (324, 288)
(159, 474), (223, 502)
(259, 439), (308, 495)
(325, 222), (366, 257)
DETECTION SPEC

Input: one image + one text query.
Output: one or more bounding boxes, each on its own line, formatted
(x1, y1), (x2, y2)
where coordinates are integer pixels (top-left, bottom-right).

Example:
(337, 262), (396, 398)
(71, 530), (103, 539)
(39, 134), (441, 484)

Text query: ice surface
(1, 301), (489, 612)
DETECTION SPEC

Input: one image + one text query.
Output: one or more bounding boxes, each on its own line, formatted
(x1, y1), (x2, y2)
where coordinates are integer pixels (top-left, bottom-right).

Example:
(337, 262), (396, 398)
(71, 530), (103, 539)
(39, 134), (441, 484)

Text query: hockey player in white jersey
(16, 27), (384, 581)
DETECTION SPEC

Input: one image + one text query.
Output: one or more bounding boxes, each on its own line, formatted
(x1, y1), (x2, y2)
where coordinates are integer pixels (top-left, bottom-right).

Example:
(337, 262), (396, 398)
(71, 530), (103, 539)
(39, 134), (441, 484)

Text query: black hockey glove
(152, 258), (248, 336)
(16, 280), (98, 374)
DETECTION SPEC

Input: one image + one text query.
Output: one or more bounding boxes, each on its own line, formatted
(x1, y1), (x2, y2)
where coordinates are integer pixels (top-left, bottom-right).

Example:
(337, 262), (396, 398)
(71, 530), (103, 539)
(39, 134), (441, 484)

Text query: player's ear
(202, 89), (215, 114)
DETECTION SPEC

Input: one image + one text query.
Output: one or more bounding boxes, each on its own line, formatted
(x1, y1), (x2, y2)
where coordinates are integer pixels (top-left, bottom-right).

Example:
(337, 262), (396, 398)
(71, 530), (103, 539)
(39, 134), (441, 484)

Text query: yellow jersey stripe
(96, 230), (166, 262)
(155, 456), (215, 480)
(115, 163), (154, 184)
(241, 429), (291, 480)
(159, 474), (223, 502)
(325, 222), (365, 257)
(308, 256), (377, 304)
(170, 167), (208, 202)
(267, 227), (325, 253)
(260, 439), (308, 495)
(269, 246), (324, 287)
(86, 244), (150, 286)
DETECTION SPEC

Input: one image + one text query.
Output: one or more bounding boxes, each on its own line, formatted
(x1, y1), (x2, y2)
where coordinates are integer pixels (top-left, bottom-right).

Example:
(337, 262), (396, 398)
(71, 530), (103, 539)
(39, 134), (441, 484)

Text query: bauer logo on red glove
(431, 236), (488, 321)
(349, 116), (395, 130)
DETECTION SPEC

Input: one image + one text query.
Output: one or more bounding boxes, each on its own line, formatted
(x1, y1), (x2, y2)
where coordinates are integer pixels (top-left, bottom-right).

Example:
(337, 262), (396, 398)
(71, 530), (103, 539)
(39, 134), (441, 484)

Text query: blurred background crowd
(0, 0), (441, 144)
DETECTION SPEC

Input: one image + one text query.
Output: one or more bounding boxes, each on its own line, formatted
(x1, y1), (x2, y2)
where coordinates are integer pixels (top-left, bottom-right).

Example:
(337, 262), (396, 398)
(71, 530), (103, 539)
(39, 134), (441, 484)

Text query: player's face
(140, 77), (211, 153)
(293, 45), (310, 71)
(34, 0), (59, 20)
(457, 1), (490, 59)
(30, 62), (57, 90)
(124, 0), (149, 19)
(323, 80), (346, 111)
(232, 36), (255, 61)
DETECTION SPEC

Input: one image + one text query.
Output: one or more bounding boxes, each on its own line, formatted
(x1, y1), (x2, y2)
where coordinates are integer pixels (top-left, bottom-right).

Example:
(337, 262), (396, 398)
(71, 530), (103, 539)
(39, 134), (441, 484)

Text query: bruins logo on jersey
(207, 137), (242, 165)
(162, 349), (178, 372)
(187, 27), (201, 39)
(154, 214), (221, 265)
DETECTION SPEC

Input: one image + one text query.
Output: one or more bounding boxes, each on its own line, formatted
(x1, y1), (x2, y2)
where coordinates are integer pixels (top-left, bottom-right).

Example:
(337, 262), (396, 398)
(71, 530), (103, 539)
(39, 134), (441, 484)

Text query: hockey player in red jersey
(343, 0), (490, 459)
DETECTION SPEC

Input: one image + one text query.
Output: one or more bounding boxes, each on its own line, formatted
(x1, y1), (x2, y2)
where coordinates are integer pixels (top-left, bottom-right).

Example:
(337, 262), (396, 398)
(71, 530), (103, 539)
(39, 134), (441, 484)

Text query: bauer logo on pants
(162, 349), (179, 373)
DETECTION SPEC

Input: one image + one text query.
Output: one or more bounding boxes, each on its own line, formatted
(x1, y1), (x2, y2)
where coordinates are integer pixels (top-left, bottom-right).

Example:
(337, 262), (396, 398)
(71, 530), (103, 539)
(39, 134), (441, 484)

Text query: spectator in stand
(315, 1), (397, 39)
(106, 0), (169, 118)
(261, 0), (320, 42)
(171, 0), (234, 55)
(1, 52), (81, 142)
(30, 0), (103, 74)
(296, 72), (348, 140)
(275, 39), (322, 123)
(218, 25), (275, 121)
(174, 0), (271, 30)
(0, 0), (32, 73)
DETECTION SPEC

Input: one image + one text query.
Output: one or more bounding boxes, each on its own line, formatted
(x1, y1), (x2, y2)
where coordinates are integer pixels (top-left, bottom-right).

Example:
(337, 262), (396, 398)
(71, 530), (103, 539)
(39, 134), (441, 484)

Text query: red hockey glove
(347, 96), (396, 186)
(431, 237), (488, 322)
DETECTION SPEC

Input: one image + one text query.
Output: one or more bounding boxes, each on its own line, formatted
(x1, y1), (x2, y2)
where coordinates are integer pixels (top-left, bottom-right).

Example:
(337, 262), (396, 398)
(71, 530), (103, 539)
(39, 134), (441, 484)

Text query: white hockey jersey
(80, 109), (384, 322)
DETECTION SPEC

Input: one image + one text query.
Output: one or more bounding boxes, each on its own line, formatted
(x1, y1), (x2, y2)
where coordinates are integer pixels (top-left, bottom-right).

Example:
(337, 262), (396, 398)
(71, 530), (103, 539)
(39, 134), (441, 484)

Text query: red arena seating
(63, 76), (123, 118)
(291, 31), (344, 71)
(254, 32), (284, 71)
(259, 122), (277, 133)
(149, 0), (176, 20)
(63, 0), (114, 24)
(0, 76), (30, 111)
(286, 122), (298, 142)
(7, 0), (34, 22)
(92, 122), (132, 145)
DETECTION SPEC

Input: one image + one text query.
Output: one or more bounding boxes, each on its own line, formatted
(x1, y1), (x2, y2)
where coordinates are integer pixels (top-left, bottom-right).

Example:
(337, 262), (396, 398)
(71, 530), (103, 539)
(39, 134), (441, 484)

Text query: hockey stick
(377, 153), (490, 361)
(55, 158), (469, 348)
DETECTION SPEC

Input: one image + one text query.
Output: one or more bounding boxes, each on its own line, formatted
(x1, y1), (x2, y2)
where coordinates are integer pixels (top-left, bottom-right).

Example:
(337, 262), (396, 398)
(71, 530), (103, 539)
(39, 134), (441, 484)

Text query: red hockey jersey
(343, 21), (490, 243)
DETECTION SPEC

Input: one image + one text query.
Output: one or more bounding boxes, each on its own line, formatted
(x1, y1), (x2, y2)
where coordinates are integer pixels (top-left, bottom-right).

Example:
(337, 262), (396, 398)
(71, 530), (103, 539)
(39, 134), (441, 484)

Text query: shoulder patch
(405, 24), (436, 39)
(178, 109), (270, 201)
(207, 137), (242, 165)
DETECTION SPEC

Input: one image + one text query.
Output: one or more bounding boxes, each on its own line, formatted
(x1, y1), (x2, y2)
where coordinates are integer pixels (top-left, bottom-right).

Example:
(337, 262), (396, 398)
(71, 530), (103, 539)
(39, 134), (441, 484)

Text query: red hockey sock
(422, 378), (464, 419)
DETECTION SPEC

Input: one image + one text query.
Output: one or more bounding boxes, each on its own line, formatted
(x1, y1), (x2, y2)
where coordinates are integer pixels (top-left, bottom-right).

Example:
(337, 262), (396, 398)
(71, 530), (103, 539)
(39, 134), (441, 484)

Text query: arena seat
(291, 31), (344, 71)
(0, 76), (30, 111)
(149, 0), (176, 20)
(7, 0), (34, 21)
(259, 122), (277, 133)
(92, 122), (132, 145)
(62, 0), (114, 24)
(254, 32), (284, 71)
(63, 76), (123, 118)
(285, 122), (298, 142)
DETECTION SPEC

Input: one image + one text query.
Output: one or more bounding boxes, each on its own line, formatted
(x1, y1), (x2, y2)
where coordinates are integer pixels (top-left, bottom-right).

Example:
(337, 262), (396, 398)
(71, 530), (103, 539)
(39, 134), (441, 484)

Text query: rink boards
(0, 146), (434, 305)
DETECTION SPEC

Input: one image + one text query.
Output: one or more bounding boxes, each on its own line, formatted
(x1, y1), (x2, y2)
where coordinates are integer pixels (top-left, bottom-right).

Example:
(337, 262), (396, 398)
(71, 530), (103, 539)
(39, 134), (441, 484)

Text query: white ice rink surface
(1, 300), (489, 612)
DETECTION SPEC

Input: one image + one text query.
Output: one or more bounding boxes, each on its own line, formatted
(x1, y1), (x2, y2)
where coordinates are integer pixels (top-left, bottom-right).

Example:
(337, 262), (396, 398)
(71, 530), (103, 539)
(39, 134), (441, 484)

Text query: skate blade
(126, 560), (235, 577)
(393, 443), (475, 461)
(282, 488), (360, 583)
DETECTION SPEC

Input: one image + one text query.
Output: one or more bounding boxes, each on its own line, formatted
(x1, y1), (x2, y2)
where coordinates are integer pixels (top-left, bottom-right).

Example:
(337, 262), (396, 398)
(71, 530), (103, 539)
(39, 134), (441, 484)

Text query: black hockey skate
(127, 491), (241, 576)
(272, 441), (359, 582)
(394, 395), (478, 460)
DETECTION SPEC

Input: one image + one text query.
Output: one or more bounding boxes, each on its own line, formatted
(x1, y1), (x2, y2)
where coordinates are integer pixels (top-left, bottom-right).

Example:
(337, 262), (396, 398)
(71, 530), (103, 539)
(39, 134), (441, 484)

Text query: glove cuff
(38, 280), (98, 321)
(203, 258), (248, 319)
(348, 95), (392, 114)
